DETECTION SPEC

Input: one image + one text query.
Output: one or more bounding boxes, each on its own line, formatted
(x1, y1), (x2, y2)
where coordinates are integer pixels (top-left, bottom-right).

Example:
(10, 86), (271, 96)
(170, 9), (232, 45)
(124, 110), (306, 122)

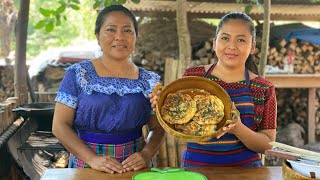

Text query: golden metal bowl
(155, 76), (238, 143)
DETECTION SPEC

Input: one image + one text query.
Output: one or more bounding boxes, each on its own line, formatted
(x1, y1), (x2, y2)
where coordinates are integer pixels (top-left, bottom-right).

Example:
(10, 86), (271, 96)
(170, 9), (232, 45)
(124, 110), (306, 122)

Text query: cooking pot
(12, 102), (55, 131)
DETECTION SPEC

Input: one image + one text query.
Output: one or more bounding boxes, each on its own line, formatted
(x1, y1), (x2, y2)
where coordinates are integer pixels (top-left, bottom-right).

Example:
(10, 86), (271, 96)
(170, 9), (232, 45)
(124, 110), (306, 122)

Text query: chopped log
(0, 65), (14, 102)
(301, 45), (308, 52)
(279, 39), (287, 47)
(289, 38), (297, 44)
(289, 43), (297, 51)
(270, 47), (277, 55)
(280, 47), (287, 54)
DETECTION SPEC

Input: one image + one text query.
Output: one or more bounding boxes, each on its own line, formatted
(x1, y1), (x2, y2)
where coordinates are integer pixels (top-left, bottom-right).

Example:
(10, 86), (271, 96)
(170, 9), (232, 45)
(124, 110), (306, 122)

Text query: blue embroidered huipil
(54, 60), (160, 167)
(55, 60), (159, 133)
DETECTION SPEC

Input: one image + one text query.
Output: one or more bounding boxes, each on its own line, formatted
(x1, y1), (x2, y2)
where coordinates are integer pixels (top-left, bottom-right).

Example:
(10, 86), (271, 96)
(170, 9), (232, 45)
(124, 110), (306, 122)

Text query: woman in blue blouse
(52, 5), (165, 174)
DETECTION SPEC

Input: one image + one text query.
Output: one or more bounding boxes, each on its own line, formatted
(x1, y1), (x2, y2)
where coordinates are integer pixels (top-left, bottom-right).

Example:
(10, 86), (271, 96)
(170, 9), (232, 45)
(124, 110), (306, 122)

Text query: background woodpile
(266, 39), (320, 74)
(133, 18), (216, 78)
(32, 64), (67, 93)
(0, 65), (14, 102)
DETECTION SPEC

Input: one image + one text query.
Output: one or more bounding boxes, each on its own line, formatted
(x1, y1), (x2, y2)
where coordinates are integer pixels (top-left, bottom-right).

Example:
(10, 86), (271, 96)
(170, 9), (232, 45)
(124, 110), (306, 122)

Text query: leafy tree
(236, 0), (263, 13)
(29, 0), (263, 57)
(27, 0), (82, 57)
(34, 0), (140, 32)
(0, 0), (17, 60)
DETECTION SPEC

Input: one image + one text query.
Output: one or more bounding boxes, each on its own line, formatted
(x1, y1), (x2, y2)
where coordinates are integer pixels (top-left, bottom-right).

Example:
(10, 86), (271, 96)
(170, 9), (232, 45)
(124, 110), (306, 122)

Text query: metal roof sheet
(124, 1), (320, 21)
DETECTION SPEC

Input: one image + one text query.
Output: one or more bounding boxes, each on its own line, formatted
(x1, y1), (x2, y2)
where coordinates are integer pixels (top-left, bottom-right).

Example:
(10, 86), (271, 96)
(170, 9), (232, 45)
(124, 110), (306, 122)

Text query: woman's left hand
(122, 152), (149, 171)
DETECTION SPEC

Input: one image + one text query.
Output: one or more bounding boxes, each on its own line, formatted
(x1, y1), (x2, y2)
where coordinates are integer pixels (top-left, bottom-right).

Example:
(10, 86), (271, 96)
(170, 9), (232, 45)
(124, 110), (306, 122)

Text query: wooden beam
(265, 74), (320, 88)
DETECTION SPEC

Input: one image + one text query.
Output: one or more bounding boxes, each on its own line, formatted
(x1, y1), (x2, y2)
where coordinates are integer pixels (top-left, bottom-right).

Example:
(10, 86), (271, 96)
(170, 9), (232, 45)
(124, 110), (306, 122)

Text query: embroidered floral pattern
(55, 91), (78, 109)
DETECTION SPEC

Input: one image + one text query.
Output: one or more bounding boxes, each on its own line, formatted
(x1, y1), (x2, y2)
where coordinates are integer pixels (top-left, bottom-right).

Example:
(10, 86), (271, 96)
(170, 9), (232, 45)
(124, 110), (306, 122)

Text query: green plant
(34, 0), (140, 32)
(236, 0), (263, 14)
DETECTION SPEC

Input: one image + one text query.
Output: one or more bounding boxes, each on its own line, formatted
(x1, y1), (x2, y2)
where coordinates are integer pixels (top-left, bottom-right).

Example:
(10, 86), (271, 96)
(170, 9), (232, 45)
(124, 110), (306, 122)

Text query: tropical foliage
(236, 0), (263, 13)
(34, 0), (140, 33)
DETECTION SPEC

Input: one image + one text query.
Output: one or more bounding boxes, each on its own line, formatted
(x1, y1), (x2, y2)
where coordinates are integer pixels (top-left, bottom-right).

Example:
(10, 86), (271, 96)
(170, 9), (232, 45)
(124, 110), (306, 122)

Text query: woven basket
(282, 160), (313, 180)
(155, 76), (238, 143)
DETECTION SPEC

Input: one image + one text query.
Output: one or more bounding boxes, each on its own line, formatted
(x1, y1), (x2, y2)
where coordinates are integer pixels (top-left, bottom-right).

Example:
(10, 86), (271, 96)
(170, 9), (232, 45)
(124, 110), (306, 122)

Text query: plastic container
(132, 168), (207, 180)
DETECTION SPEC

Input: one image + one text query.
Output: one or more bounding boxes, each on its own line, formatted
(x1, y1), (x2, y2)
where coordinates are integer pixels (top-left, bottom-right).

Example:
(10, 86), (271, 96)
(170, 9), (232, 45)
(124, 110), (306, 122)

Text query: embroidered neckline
(67, 60), (159, 98)
(89, 60), (141, 80)
(205, 64), (259, 85)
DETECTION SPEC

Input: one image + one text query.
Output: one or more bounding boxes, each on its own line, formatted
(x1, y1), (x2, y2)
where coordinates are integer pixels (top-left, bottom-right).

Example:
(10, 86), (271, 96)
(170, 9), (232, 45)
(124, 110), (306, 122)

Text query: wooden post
(14, 0), (30, 105)
(158, 135), (168, 167)
(308, 88), (316, 144)
(163, 58), (179, 167)
(177, 140), (186, 166)
(258, 0), (271, 77)
(0, 110), (4, 134)
(0, 101), (11, 134)
(166, 135), (178, 167)
(164, 58), (178, 85)
(176, 0), (191, 78)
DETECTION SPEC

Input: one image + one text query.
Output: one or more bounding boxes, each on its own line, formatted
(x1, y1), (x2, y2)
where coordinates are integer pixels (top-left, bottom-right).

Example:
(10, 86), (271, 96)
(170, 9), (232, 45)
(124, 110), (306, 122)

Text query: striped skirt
(68, 136), (145, 168)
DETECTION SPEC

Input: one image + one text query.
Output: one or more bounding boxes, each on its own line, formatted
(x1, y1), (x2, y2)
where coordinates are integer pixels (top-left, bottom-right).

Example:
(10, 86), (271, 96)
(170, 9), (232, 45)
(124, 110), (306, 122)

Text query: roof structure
(124, 0), (320, 21)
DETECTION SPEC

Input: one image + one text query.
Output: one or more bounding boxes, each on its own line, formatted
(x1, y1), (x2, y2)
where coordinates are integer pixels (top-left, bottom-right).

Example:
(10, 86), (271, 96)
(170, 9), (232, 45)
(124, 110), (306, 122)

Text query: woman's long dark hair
(216, 12), (259, 75)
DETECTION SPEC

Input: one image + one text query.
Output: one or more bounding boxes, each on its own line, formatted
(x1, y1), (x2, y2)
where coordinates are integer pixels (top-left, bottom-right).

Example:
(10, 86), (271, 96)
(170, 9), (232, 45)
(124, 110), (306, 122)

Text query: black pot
(12, 102), (55, 131)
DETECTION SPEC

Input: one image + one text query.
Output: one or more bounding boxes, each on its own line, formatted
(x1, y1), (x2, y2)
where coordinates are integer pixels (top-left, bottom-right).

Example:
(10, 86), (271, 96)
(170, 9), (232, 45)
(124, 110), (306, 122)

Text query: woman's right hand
(149, 82), (163, 112)
(88, 155), (126, 174)
(216, 102), (241, 139)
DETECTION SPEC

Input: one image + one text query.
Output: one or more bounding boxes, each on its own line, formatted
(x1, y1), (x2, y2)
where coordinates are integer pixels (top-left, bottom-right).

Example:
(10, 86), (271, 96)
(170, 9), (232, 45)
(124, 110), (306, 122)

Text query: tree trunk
(176, 0), (191, 78)
(258, 0), (271, 77)
(14, 0), (30, 104)
(0, 0), (17, 59)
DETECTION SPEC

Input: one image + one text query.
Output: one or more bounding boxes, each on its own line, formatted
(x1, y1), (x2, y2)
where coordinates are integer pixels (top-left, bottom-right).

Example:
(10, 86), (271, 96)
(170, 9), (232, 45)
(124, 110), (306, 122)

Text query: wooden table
(265, 74), (320, 144)
(41, 166), (283, 180)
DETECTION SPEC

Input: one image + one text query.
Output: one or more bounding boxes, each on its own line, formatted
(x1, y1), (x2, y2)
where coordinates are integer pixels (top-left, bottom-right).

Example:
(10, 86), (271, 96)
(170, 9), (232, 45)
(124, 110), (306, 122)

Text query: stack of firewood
(0, 65), (14, 102)
(32, 65), (67, 93)
(276, 88), (309, 130)
(266, 38), (320, 74)
(133, 17), (216, 78)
